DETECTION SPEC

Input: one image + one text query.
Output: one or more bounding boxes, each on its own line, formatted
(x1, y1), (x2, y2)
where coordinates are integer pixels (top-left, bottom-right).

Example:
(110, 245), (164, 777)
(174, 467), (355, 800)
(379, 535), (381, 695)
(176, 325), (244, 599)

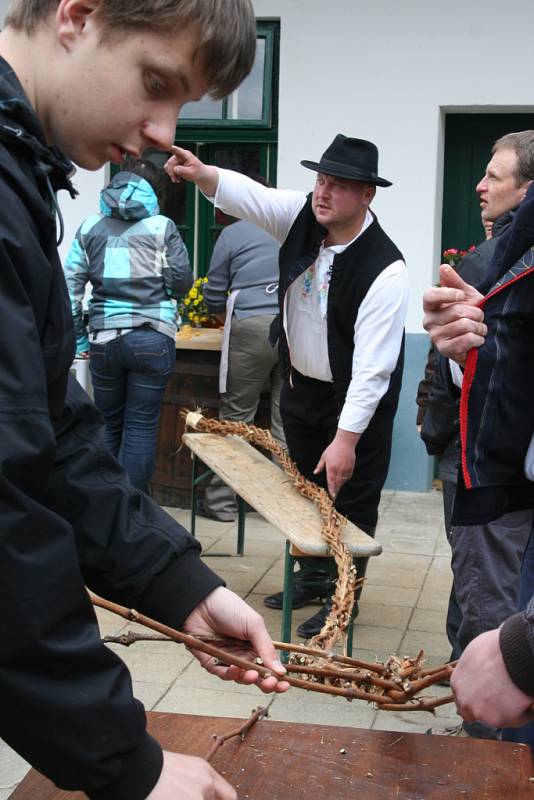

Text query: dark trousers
(280, 370), (386, 591)
(442, 478), (463, 661)
(89, 328), (175, 494)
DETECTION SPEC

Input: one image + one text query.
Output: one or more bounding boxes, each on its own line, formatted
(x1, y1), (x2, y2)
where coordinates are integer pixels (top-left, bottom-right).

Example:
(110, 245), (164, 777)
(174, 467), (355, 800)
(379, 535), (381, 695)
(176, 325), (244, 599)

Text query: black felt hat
(301, 134), (392, 187)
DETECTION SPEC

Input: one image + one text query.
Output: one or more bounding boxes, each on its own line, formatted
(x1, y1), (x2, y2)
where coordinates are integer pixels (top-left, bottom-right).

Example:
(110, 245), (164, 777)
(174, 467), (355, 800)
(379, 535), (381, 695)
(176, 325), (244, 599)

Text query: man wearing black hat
(166, 135), (408, 637)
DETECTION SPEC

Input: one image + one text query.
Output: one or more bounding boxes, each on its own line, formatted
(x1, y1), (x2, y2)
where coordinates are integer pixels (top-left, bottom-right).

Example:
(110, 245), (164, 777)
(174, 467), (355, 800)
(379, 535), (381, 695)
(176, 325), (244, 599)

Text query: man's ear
(522, 179), (532, 200)
(365, 184), (376, 206)
(56, 0), (101, 49)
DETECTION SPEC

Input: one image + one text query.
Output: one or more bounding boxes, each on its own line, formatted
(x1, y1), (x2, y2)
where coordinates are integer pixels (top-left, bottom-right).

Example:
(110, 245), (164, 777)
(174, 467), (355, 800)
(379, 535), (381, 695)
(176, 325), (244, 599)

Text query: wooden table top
(9, 711), (534, 799)
(175, 326), (223, 351)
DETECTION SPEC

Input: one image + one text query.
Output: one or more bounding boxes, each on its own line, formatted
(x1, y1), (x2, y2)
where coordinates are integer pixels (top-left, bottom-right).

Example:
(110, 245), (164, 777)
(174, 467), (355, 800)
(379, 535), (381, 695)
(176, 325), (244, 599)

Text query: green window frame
(177, 22), (278, 132)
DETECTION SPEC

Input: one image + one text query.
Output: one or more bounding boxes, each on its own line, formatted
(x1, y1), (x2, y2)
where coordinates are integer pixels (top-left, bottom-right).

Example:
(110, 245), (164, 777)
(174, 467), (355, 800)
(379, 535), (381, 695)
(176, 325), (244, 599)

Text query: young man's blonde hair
(4, 0), (256, 98)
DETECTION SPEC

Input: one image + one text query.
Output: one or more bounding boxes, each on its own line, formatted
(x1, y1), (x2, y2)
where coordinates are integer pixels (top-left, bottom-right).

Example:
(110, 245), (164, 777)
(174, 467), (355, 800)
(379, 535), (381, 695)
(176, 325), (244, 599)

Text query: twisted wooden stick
(183, 411), (357, 651)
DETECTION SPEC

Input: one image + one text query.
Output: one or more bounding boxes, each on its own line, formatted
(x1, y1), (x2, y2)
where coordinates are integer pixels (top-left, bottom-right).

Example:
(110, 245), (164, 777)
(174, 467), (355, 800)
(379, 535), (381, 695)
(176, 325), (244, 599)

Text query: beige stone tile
(201, 552), (275, 572)
(434, 540), (453, 557)
(409, 608), (448, 634)
(352, 625), (403, 653)
(253, 573), (296, 595)
(378, 533), (436, 556)
(95, 607), (129, 636)
(155, 685), (265, 717)
(358, 584), (420, 608)
(263, 555), (290, 577)
(365, 552), (431, 589)
(269, 692), (376, 728)
(205, 569), (265, 594)
(355, 603), (411, 630)
(132, 680), (170, 710)
(400, 629), (451, 661)
(417, 586), (451, 612)
(0, 741), (30, 798)
(105, 643), (192, 683)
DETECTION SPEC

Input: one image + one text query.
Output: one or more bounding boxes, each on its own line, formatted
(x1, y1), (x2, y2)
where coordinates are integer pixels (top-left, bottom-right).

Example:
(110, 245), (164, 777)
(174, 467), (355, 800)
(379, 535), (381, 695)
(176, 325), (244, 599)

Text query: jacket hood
(100, 171), (159, 221)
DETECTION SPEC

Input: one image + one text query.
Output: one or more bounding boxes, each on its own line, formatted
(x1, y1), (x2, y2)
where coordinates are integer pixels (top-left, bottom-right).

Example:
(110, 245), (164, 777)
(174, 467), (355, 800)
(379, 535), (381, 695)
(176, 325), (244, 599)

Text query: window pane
(180, 97), (224, 120)
(144, 148), (190, 228)
(228, 39), (265, 120)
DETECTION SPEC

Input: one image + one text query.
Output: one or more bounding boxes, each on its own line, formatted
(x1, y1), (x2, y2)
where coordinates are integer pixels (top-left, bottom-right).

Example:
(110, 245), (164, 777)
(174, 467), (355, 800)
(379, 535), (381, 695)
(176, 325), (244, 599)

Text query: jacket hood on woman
(100, 171), (159, 221)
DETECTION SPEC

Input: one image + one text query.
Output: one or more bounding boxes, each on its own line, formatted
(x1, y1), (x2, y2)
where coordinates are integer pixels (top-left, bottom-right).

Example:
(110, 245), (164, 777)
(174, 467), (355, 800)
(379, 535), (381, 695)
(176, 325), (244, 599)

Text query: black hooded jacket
(0, 58), (223, 798)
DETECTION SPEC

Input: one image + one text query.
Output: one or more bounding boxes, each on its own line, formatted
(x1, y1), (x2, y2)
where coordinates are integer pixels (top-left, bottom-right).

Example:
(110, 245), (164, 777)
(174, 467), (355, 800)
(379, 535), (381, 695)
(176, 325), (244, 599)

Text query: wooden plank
(10, 711), (534, 799)
(182, 432), (381, 557)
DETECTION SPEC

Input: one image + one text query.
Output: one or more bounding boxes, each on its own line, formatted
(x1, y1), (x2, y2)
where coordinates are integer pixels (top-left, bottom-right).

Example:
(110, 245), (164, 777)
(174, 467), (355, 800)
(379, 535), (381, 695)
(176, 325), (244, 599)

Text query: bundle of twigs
(92, 596), (454, 714)
(184, 411), (357, 652)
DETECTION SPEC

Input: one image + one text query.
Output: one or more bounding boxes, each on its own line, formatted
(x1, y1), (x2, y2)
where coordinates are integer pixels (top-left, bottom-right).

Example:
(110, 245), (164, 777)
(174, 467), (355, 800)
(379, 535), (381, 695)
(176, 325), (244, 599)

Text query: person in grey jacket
(65, 158), (193, 493)
(201, 180), (285, 521)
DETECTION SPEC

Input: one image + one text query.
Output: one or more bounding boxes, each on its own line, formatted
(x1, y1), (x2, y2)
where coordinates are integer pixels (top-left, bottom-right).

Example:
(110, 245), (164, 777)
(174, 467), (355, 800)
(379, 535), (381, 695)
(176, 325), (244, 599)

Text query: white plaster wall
(252, 0), (534, 331)
(57, 166), (107, 262)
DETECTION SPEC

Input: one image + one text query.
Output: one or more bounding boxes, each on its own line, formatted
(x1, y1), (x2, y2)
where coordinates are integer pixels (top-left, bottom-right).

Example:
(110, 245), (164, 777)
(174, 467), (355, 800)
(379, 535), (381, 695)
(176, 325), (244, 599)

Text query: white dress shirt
(211, 169), (409, 434)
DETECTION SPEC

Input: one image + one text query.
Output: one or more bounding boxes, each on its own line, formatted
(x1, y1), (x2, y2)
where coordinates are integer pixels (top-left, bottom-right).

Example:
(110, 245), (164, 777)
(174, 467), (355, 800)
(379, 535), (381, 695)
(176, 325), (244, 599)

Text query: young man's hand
(164, 146), (219, 197)
(422, 265), (486, 366)
(146, 751), (236, 800)
(314, 429), (360, 499)
(451, 628), (534, 728)
(182, 587), (289, 694)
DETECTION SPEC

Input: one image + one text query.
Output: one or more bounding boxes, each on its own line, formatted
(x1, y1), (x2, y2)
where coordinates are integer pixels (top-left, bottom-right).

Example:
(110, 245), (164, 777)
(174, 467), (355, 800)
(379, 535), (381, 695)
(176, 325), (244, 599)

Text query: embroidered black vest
(277, 194), (405, 415)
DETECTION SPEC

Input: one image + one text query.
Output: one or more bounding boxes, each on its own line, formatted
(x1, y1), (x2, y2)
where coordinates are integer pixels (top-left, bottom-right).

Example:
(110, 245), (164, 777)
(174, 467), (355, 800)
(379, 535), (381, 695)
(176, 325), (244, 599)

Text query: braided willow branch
(183, 411), (357, 651)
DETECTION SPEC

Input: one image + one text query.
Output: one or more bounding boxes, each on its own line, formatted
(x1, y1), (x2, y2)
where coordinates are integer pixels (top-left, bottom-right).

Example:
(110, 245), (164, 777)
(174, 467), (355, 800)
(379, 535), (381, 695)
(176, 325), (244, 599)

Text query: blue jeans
(89, 328), (175, 493)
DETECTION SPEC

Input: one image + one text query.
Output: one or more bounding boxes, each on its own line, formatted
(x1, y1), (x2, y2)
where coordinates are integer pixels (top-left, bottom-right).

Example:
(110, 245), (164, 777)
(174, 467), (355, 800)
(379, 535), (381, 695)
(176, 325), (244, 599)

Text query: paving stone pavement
(1, 488), (463, 798)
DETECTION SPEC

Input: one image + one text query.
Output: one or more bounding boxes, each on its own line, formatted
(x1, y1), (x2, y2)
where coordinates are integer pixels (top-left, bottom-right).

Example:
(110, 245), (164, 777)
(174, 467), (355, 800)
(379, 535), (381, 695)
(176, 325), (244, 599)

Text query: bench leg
(280, 541), (295, 661)
(346, 605), (355, 657)
(190, 453), (198, 537)
(236, 496), (246, 556)
(190, 455), (214, 538)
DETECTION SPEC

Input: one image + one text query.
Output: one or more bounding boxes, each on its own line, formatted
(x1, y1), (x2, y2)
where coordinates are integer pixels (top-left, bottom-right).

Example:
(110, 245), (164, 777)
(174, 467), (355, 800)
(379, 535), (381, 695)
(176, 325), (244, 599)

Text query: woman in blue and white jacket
(64, 159), (192, 493)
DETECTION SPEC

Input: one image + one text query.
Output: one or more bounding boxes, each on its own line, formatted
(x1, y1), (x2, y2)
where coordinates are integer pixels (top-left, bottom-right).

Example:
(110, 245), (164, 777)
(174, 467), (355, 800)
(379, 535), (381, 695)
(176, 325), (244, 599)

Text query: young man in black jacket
(0, 3), (288, 799)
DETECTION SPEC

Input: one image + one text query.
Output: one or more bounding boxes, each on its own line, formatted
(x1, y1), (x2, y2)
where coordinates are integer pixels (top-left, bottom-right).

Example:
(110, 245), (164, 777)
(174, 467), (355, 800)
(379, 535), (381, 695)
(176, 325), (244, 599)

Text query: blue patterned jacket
(64, 171), (192, 353)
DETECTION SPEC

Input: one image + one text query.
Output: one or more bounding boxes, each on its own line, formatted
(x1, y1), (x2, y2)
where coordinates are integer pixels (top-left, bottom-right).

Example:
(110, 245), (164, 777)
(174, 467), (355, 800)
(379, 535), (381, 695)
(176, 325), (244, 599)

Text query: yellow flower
(203, 277), (208, 284)
(194, 298), (200, 306)
(193, 315), (200, 323)
(184, 297), (190, 306)
(189, 287), (198, 299)
(194, 278), (203, 287)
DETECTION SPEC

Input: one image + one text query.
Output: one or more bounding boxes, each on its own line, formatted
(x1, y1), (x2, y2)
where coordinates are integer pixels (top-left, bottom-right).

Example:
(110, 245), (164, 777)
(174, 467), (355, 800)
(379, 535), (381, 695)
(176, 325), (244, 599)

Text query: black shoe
(263, 581), (330, 610)
(297, 598), (359, 639)
(297, 598), (333, 638)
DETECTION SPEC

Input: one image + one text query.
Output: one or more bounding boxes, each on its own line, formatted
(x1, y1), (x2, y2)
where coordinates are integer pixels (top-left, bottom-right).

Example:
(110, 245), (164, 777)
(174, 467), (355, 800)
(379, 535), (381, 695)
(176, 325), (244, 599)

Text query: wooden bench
(183, 432), (381, 651)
